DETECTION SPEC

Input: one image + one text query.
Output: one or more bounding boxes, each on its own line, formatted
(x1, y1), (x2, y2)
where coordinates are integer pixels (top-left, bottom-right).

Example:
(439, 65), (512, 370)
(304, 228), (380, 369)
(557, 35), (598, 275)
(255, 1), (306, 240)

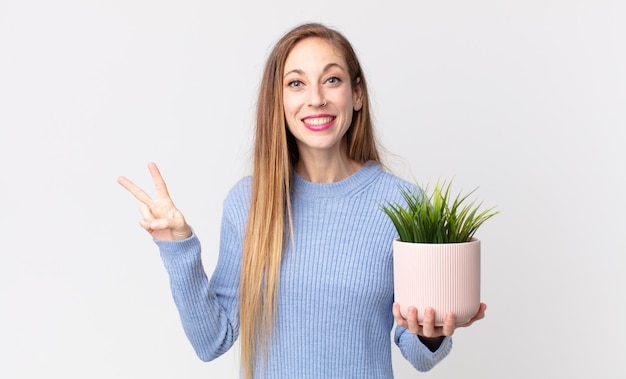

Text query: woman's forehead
(284, 37), (347, 72)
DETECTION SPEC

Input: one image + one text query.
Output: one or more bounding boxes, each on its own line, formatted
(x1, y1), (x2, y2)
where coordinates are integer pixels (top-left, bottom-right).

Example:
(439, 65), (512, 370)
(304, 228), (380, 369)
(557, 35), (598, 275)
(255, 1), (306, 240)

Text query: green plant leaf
(380, 179), (499, 244)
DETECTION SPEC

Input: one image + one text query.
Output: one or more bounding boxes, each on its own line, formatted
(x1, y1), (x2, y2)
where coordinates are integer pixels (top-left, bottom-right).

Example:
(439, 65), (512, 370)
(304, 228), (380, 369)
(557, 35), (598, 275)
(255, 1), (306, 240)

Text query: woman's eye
(288, 80), (303, 88)
(326, 76), (341, 85)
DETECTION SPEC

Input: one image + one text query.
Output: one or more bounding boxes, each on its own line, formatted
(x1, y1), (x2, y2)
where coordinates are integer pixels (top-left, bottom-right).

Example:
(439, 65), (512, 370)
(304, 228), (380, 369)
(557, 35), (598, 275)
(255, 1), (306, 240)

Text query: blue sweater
(156, 161), (452, 378)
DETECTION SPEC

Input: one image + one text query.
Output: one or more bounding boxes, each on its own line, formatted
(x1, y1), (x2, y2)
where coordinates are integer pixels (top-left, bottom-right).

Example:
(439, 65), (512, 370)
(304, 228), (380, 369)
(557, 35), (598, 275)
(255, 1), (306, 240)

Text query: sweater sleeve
(394, 326), (453, 371)
(155, 217), (242, 362)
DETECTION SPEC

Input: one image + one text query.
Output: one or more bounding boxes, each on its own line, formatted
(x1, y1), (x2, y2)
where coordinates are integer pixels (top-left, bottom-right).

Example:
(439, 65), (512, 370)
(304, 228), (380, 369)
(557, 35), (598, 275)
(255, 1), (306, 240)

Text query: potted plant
(381, 180), (498, 326)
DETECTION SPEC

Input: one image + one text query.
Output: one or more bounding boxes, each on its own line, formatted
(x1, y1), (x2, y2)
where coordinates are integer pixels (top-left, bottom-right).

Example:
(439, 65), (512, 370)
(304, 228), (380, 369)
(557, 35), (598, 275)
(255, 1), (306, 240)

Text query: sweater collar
(291, 160), (382, 199)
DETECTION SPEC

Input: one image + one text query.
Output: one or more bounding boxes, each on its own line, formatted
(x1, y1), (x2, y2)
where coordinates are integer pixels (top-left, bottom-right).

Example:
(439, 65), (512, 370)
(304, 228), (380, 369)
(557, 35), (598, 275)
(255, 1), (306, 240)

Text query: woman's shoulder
(224, 176), (251, 205)
(338, 162), (412, 205)
(221, 176), (252, 224)
(228, 175), (252, 194)
(370, 162), (417, 192)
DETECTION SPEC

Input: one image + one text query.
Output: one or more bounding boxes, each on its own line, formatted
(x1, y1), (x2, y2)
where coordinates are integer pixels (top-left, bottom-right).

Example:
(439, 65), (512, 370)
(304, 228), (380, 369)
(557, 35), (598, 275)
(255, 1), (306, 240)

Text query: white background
(1, 0), (624, 378)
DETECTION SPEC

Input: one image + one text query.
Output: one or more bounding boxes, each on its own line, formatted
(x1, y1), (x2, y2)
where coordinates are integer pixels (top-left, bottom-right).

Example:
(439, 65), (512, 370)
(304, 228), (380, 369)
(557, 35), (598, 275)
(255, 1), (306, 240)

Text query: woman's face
(282, 37), (362, 160)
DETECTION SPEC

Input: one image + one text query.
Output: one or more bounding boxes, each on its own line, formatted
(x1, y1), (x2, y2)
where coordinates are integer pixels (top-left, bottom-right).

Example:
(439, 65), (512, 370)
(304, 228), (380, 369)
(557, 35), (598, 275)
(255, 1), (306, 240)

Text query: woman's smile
(302, 114), (335, 131)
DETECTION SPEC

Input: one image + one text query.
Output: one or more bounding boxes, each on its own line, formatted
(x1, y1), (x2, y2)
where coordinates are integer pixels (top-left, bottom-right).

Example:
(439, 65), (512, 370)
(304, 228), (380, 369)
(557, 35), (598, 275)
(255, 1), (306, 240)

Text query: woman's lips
(302, 115), (335, 131)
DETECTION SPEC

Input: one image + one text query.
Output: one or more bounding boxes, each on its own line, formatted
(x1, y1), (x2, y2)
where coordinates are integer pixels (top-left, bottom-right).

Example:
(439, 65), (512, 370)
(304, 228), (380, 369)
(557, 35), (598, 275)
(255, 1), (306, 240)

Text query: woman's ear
(353, 77), (363, 111)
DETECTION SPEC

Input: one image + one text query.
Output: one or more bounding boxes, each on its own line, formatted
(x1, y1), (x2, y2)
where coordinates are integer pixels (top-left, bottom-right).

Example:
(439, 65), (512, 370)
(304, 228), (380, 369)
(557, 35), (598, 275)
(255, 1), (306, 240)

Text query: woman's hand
(392, 302), (487, 338)
(117, 162), (192, 241)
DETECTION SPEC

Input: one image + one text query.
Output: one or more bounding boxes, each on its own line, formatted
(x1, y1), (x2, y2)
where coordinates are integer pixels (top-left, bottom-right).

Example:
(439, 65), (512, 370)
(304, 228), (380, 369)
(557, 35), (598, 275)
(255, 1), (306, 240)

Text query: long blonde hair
(240, 22), (381, 379)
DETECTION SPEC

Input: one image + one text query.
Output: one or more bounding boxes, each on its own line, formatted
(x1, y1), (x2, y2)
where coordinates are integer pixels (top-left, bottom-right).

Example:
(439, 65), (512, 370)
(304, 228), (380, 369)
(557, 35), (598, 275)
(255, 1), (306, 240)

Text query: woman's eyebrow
(283, 63), (346, 79)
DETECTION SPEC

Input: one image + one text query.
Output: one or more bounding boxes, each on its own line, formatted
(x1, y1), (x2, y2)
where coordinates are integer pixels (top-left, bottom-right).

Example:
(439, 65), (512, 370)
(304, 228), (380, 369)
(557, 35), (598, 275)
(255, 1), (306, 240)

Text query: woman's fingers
(119, 163), (192, 241)
(442, 313), (456, 336)
(139, 203), (155, 222)
(392, 305), (454, 338)
(393, 303), (486, 340)
(407, 307), (421, 335)
(458, 303), (487, 327)
(117, 162), (172, 205)
(138, 206), (178, 231)
(117, 175), (153, 205)
(147, 162), (171, 200)
(421, 308), (435, 337)
(396, 304), (422, 335)
(392, 303), (408, 329)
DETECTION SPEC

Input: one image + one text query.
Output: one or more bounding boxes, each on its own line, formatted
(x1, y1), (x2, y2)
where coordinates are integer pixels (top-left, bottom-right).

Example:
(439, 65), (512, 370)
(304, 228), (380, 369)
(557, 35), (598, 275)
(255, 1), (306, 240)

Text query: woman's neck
(295, 154), (362, 183)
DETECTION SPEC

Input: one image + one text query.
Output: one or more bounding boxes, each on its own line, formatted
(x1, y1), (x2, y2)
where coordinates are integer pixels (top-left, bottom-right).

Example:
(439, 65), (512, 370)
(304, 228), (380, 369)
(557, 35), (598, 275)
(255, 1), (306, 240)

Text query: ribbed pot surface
(393, 238), (481, 326)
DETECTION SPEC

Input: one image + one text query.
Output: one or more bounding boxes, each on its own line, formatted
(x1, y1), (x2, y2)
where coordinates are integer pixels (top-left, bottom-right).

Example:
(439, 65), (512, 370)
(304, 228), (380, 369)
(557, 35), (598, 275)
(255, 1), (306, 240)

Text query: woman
(118, 23), (486, 379)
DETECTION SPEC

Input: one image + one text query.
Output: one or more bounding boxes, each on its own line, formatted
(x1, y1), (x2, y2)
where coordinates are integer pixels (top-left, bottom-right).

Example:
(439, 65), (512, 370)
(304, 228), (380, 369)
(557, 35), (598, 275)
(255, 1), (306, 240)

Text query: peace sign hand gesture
(117, 162), (192, 241)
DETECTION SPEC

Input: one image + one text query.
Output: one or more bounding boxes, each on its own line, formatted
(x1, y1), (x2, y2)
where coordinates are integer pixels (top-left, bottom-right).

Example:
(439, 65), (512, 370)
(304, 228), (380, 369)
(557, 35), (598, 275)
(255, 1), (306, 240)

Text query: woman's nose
(308, 85), (326, 107)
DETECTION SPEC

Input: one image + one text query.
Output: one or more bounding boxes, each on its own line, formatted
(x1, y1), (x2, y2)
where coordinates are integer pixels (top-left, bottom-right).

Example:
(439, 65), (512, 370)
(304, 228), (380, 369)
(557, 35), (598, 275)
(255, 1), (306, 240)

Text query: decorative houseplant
(381, 180), (498, 326)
